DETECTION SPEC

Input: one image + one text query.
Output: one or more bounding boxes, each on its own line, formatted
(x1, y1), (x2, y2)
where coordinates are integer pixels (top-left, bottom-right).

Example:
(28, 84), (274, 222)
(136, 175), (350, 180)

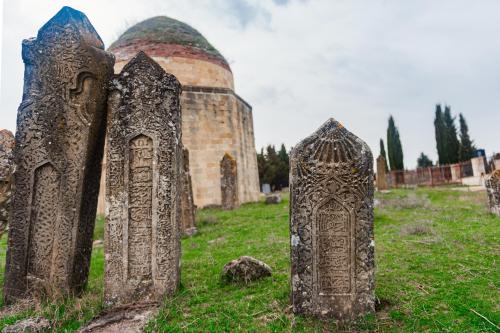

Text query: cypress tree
(434, 104), (446, 165)
(276, 144), (290, 189)
(443, 105), (460, 164)
(417, 152), (433, 168)
(387, 115), (404, 171)
(379, 139), (389, 171)
(265, 145), (279, 190)
(458, 113), (475, 162)
(257, 148), (266, 187)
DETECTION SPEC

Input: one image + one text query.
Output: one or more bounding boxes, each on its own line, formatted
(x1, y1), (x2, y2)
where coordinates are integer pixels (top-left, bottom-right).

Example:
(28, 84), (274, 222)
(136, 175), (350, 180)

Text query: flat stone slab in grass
(2, 317), (50, 333)
(222, 256), (272, 283)
(76, 304), (158, 333)
(265, 194), (282, 204)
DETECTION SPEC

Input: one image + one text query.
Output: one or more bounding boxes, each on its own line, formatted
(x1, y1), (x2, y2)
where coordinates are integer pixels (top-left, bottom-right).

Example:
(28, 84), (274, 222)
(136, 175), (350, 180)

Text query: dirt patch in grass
(400, 221), (434, 236)
(378, 192), (431, 210)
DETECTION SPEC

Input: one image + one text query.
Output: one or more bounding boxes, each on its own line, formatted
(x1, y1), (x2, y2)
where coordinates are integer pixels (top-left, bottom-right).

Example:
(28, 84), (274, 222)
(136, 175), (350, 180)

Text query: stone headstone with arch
(104, 51), (182, 305)
(3, 7), (114, 303)
(289, 119), (375, 320)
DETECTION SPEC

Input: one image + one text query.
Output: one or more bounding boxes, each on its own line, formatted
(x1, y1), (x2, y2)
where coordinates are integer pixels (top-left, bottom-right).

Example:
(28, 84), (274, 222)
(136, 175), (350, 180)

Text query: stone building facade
(97, 16), (260, 211)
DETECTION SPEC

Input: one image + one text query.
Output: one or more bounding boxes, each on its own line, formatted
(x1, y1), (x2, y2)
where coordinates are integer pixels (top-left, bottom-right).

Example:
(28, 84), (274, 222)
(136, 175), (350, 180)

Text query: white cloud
(2, 0), (500, 168)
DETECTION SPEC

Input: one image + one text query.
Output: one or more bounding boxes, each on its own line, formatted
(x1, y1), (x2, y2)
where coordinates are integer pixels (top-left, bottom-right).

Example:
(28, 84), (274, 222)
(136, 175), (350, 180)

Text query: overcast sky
(2, 0), (500, 168)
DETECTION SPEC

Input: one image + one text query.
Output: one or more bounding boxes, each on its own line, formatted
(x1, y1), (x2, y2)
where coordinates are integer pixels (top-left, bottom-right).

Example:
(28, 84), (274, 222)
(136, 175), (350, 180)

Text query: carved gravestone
(485, 170), (500, 216)
(3, 7), (114, 303)
(220, 153), (238, 210)
(104, 51), (182, 305)
(376, 155), (388, 191)
(290, 119), (375, 320)
(0, 129), (15, 238)
(180, 148), (197, 236)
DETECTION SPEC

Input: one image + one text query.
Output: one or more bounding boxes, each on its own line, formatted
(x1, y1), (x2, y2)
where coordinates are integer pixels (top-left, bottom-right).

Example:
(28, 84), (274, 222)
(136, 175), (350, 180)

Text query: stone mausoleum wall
(96, 16), (260, 212)
(181, 86), (259, 207)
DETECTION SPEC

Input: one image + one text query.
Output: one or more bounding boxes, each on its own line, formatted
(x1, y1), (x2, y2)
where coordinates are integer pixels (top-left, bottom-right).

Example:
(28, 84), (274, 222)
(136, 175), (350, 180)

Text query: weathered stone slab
(289, 119), (375, 320)
(0, 130), (15, 238)
(180, 148), (197, 236)
(376, 155), (388, 191)
(104, 51), (182, 305)
(220, 153), (238, 210)
(76, 304), (158, 333)
(2, 317), (50, 333)
(3, 7), (114, 303)
(486, 170), (500, 216)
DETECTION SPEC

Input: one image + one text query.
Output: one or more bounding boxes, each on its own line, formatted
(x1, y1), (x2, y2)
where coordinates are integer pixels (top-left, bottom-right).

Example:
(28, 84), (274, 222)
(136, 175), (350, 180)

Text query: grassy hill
(0, 187), (498, 332)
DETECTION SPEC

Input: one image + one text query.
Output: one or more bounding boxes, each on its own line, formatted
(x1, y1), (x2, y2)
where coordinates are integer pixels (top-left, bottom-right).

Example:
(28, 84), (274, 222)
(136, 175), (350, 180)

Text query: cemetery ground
(0, 188), (498, 332)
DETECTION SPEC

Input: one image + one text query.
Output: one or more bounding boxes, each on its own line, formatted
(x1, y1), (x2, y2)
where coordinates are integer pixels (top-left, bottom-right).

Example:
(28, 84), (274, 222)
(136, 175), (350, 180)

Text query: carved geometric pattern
(128, 135), (153, 280)
(3, 7), (113, 303)
(27, 163), (60, 280)
(104, 51), (182, 305)
(315, 198), (353, 295)
(290, 118), (375, 319)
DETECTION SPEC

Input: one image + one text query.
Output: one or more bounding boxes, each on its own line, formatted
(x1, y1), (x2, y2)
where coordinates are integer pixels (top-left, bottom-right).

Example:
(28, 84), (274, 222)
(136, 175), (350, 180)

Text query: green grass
(0, 187), (499, 332)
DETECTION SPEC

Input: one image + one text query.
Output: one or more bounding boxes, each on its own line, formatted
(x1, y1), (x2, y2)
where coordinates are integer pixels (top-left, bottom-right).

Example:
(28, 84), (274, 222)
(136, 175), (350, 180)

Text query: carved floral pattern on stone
(3, 6), (113, 303)
(104, 51), (182, 305)
(289, 118), (375, 320)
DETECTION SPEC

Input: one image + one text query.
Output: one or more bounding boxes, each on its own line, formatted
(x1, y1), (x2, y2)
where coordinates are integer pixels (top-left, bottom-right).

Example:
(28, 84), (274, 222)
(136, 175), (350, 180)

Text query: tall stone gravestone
(485, 170), (500, 217)
(181, 148), (197, 236)
(220, 153), (238, 210)
(4, 7), (114, 303)
(290, 119), (375, 320)
(104, 52), (182, 305)
(0, 130), (15, 238)
(376, 155), (388, 190)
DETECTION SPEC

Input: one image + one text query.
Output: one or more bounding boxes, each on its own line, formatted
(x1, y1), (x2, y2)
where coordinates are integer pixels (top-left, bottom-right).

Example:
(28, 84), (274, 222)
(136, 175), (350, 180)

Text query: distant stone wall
(97, 85), (260, 213)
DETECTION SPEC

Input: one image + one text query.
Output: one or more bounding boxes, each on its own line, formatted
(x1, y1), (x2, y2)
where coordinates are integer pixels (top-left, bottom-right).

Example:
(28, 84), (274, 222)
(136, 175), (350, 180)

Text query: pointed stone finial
(115, 51), (181, 92)
(38, 6), (104, 49)
(290, 118), (375, 320)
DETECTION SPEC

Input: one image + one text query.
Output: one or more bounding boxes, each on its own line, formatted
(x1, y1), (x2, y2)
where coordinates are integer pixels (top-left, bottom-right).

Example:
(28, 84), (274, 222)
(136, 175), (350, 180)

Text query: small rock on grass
(265, 194), (282, 204)
(2, 317), (50, 333)
(222, 256), (272, 284)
